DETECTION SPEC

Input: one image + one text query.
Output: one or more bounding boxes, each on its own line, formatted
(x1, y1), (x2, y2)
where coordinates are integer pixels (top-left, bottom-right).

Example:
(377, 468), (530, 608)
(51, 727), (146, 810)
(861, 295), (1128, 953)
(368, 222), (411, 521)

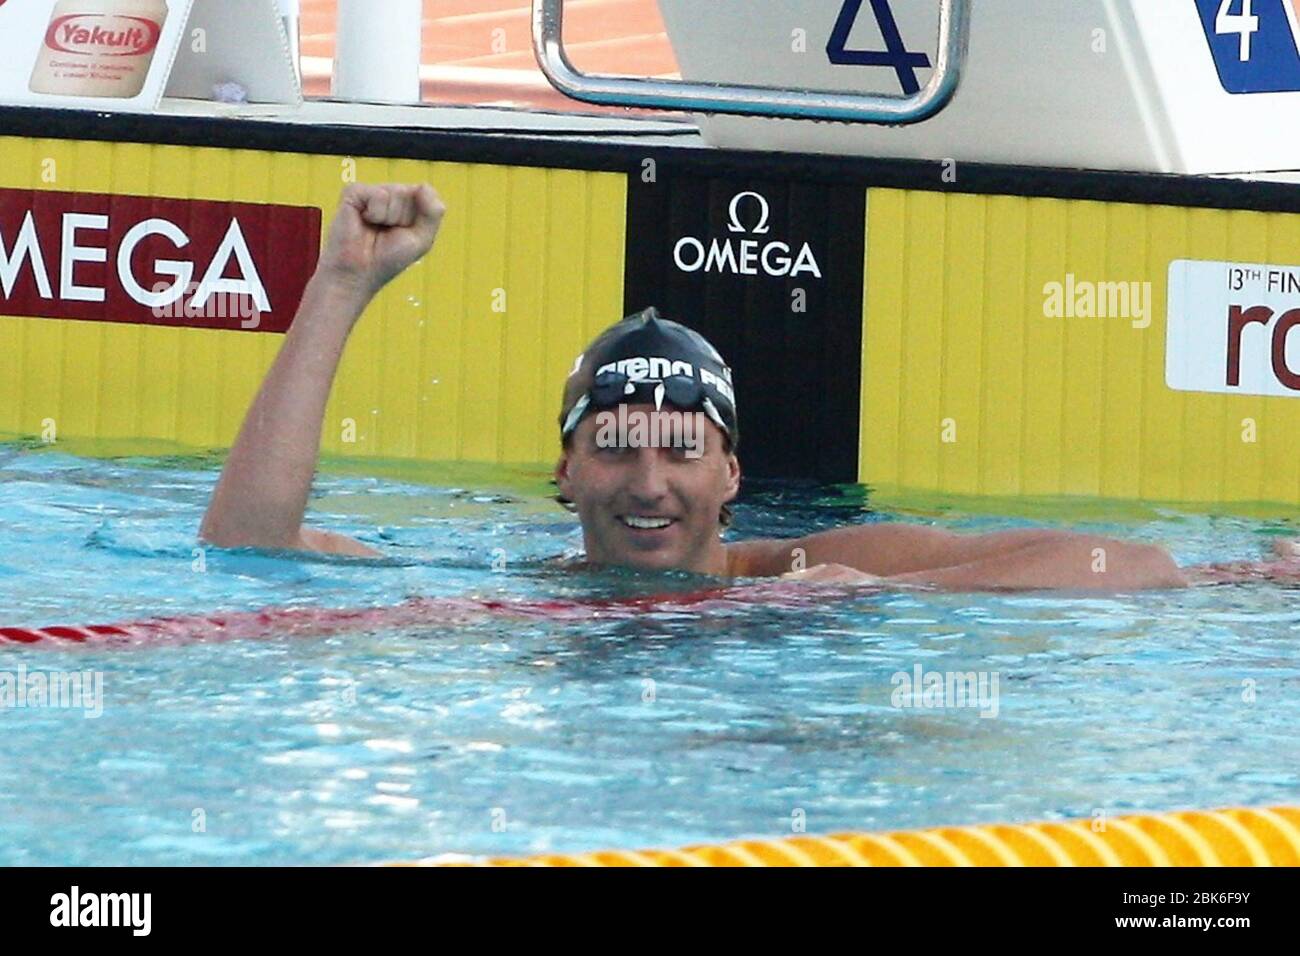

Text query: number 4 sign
(827, 0), (931, 95)
(1196, 0), (1300, 92)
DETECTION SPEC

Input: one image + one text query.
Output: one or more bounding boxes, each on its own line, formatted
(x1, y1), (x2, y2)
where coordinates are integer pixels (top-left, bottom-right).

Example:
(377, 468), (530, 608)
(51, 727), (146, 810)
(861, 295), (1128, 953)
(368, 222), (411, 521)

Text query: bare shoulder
(724, 525), (945, 576)
(724, 537), (802, 577)
(727, 523), (969, 578)
(806, 523), (965, 572)
(801, 522), (959, 551)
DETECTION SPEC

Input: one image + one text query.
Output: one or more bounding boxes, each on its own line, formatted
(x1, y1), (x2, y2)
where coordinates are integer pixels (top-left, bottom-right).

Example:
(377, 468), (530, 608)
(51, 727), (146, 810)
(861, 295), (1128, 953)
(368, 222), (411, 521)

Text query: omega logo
(674, 190), (822, 279)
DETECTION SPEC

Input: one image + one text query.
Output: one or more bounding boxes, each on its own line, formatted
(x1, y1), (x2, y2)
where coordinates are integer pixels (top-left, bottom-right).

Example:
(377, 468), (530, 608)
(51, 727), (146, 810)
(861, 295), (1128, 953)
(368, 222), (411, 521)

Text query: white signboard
(1166, 258), (1300, 397)
(0, 0), (299, 112)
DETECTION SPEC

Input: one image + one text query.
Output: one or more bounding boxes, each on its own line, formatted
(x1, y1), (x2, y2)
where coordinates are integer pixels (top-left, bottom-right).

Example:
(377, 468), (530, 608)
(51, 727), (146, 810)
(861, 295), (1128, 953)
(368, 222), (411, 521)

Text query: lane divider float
(408, 805), (1300, 867)
(0, 581), (831, 647)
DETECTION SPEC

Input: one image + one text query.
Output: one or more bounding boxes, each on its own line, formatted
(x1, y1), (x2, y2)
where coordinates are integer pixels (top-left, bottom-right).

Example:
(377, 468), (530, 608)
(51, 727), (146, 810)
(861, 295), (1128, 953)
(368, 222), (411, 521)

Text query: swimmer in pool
(199, 183), (1300, 591)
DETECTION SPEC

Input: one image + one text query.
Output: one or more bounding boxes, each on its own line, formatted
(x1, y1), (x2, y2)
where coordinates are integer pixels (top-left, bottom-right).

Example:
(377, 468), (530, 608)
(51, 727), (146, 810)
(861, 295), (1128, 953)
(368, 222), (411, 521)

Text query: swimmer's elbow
(1090, 540), (1188, 589)
(199, 507), (291, 549)
(295, 527), (382, 559)
(1131, 543), (1191, 589)
(199, 520), (378, 559)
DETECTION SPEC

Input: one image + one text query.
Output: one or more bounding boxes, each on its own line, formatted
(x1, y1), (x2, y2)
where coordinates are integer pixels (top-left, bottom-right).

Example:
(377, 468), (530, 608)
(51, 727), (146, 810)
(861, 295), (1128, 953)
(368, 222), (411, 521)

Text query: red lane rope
(0, 582), (827, 648)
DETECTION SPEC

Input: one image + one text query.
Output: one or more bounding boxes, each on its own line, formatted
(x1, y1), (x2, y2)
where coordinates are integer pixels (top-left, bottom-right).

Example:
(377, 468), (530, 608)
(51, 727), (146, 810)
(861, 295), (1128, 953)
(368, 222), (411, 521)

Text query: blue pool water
(1, 440), (1299, 865)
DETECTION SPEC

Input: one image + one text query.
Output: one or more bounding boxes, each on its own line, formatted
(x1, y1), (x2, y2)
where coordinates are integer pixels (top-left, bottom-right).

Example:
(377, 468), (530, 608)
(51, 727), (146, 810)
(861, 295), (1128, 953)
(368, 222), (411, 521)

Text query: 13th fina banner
(0, 0), (192, 111)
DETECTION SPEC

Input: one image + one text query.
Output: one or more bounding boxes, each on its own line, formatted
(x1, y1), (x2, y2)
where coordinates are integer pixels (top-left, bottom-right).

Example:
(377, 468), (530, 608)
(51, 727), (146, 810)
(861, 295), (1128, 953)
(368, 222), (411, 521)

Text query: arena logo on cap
(597, 355), (735, 404)
(673, 191), (823, 280)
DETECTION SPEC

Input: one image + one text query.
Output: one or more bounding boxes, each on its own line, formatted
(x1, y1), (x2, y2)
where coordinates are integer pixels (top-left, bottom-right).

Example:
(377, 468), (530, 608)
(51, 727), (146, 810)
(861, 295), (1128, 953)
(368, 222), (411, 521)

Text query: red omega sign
(0, 187), (322, 333)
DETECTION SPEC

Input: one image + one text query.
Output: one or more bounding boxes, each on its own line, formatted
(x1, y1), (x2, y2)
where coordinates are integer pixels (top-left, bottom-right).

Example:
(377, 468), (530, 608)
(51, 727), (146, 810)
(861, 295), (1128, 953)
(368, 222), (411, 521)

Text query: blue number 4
(827, 0), (932, 95)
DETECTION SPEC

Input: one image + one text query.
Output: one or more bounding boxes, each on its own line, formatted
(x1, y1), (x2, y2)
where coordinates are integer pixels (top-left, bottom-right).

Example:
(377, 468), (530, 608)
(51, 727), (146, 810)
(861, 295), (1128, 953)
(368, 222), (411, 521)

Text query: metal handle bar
(531, 0), (970, 124)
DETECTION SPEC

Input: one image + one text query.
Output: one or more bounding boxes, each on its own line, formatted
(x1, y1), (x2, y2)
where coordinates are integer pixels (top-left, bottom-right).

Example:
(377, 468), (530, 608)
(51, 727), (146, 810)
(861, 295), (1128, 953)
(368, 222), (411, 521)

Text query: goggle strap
(561, 393), (590, 438)
(701, 397), (728, 434)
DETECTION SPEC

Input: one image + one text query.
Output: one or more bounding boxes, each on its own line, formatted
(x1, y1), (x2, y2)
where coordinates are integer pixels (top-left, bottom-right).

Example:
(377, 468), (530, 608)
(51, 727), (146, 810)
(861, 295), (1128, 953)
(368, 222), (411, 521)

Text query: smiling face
(556, 404), (740, 575)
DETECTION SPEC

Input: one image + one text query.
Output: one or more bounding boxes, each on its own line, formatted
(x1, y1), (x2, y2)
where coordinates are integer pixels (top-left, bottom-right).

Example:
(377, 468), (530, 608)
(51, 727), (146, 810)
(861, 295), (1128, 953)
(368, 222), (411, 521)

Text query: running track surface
(298, 0), (680, 114)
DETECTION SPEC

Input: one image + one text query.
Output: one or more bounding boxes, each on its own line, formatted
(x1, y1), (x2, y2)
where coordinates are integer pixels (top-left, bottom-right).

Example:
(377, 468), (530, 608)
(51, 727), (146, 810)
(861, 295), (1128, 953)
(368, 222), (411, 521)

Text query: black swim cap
(559, 307), (739, 448)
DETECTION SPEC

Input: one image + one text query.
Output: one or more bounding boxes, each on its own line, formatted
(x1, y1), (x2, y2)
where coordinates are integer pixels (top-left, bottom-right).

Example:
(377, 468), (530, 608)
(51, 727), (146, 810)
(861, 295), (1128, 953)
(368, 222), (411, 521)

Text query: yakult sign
(0, 187), (321, 332)
(0, 0), (188, 109)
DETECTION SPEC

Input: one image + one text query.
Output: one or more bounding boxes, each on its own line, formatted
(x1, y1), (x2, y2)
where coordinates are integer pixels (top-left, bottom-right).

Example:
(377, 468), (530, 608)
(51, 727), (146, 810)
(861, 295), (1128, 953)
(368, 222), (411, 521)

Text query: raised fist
(318, 183), (446, 297)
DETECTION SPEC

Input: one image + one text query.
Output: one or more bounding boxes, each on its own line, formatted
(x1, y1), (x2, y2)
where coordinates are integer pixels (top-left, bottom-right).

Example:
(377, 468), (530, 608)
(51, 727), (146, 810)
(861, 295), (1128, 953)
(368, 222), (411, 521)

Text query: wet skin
(555, 404), (740, 576)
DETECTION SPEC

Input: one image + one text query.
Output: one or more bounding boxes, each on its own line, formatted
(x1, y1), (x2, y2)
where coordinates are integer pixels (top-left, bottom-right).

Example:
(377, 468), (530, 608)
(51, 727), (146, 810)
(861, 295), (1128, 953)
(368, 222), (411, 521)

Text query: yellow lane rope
(397, 806), (1300, 867)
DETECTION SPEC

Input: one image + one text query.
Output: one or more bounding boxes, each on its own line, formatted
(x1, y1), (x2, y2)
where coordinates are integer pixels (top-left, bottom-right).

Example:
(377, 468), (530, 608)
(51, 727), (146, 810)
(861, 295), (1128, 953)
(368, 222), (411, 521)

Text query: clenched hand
(318, 183), (446, 301)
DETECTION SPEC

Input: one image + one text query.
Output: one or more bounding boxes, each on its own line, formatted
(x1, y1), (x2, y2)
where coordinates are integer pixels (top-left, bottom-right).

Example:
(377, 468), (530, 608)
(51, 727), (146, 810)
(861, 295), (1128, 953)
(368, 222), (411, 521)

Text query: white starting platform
(652, 0), (1300, 174)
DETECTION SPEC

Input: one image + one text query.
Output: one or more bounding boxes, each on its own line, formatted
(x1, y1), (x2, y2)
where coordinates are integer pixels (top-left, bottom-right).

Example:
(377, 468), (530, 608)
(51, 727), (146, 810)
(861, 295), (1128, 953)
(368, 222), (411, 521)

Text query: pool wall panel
(4, 106), (1300, 506)
(623, 171), (866, 481)
(861, 188), (1300, 504)
(0, 136), (627, 466)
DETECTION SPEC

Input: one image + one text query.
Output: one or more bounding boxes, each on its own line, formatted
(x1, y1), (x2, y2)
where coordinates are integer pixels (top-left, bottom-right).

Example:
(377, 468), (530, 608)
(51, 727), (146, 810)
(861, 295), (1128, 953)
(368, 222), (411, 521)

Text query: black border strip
(1, 104), (1298, 212)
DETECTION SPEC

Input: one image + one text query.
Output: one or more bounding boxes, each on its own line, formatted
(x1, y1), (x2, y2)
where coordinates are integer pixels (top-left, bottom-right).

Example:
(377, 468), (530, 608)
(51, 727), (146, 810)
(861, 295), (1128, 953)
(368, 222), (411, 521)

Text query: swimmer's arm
(745, 525), (1186, 589)
(298, 527), (384, 559)
(881, 536), (1189, 590)
(744, 525), (1091, 575)
(200, 184), (444, 557)
(199, 272), (382, 556)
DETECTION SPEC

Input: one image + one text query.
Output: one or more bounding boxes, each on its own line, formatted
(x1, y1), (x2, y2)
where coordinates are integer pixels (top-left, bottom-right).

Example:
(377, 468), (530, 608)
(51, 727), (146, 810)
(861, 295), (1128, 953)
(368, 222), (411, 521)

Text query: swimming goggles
(561, 371), (731, 439)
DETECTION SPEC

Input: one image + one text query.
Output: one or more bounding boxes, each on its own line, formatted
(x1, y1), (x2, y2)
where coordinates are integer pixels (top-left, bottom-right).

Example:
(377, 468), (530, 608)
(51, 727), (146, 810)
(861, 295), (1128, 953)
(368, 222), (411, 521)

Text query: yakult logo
(673, 191), (823, 280)
(46, 15), (162, 56)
